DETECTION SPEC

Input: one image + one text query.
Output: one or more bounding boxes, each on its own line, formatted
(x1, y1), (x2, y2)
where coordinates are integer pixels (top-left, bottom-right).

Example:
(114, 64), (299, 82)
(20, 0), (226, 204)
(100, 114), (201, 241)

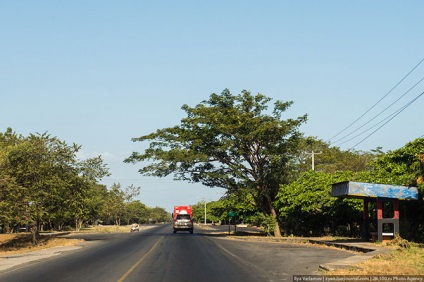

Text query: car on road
(173, 206), (194, 234)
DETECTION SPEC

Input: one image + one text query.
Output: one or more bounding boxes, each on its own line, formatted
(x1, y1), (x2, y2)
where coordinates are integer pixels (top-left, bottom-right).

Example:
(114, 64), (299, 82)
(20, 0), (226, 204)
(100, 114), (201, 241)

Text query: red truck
(173, 206), (194, 234)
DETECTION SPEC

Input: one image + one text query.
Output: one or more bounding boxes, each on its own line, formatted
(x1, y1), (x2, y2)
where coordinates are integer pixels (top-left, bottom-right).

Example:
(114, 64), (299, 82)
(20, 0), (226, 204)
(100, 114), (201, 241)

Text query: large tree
(125, 89), (307, 236)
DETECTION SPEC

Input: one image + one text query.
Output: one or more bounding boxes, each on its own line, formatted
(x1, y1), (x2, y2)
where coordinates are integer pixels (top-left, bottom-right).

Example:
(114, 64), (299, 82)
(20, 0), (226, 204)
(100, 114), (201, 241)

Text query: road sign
(228, 211), (237, 217)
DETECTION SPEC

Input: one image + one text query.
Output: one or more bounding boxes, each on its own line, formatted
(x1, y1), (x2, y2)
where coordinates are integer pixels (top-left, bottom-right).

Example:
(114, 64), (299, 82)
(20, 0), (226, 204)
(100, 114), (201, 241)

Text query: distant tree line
(0, 128), (169, 244)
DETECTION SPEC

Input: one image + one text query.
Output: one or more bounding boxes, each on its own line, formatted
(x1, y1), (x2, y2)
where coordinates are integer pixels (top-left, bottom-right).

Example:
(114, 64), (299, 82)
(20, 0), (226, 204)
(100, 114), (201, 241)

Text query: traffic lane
(198, 224), (354, 277)
(0, 225), (263, 282)
(0, 224), (354, 282)
(123, 232), (267, 282)
(0, 225), (168, 282)
(212, 238), (354, 280)
(122, 227), (353, 282)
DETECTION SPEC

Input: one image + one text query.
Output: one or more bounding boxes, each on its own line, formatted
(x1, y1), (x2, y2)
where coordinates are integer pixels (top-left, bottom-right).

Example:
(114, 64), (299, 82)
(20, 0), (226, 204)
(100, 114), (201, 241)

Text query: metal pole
(306, 151), (322, 171)
(204, 199), (207, 225)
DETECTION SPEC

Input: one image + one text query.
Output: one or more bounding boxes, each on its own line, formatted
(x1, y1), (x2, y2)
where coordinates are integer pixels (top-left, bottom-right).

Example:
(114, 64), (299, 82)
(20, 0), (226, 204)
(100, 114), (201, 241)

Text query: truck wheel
(173, 230), (176, 234)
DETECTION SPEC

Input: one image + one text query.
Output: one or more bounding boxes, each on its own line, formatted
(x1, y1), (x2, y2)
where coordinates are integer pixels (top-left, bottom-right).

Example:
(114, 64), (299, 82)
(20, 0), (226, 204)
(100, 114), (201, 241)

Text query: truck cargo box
(173, 206), (193, 234)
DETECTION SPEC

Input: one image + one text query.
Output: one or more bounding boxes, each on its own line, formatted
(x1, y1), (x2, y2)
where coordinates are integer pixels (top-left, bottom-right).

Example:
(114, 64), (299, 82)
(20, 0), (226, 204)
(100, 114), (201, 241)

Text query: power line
(335, 111), (399, 147)
(331, 75), (424, 146)
(328, 57), (424, 142)
(336, 98), (415, 147)
(349, 90), (424, 150)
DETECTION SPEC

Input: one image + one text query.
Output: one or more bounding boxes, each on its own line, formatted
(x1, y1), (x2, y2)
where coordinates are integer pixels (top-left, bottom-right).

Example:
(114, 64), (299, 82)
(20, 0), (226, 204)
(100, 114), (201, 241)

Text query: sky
(1, 1), (424, 212)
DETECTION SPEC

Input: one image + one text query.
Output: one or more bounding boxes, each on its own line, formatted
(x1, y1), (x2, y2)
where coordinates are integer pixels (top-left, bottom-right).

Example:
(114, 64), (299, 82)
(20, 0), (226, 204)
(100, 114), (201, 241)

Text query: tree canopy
(0, 128), (164, 244)
(126, 89), (307, 236)
(0, 128), (111, 242)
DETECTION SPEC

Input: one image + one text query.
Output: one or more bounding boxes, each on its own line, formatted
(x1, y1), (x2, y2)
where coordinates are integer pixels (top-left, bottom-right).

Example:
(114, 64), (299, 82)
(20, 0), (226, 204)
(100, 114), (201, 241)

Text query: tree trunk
(30, 222), (39, 245)
(75, 218), (83, 232)
(262, 191), (283, 238)
(4, 224), (11, 234)
(270, 204), (282, 237)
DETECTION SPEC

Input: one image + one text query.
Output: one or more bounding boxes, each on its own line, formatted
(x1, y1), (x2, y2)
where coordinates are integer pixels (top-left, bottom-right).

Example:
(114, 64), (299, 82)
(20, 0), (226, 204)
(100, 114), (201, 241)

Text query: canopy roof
(331, 181), (419, 200)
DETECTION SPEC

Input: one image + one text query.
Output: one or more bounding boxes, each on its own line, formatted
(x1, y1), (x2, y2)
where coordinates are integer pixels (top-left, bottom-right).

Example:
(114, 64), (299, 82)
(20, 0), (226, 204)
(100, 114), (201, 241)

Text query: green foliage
(146, 206), (169, 223)
(125, 200), (147, 224)
(101, 183), (142, 225)
(85, 184), (108, 225)
(0, 130), (88, 240)
(0, 128), (174, 237)
(0, 129), (105, 233)
(101, 183), (126, 225)
(260, 214), (276, 236)
(126, 89), (307, 236)
(275, 137), (424, 241)
(366, 138), (424, 241)
(292, 136), (380, 177)
(276, 170), (364, 236)
(98, 184), (170, 225)
(368, 138), (424, 186)
(197, 192), (278, 232)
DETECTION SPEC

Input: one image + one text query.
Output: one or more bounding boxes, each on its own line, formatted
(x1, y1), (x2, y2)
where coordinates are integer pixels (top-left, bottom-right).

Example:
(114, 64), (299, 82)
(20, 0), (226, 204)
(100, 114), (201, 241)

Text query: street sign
(228, 211), (237, 217)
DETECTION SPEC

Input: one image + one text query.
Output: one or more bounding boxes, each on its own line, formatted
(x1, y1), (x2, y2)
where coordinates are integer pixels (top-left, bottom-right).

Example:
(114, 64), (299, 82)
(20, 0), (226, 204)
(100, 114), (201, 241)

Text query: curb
(0, 245), (84, 272)
(308, 239), (375, 253)
(309, 240), (391, 271)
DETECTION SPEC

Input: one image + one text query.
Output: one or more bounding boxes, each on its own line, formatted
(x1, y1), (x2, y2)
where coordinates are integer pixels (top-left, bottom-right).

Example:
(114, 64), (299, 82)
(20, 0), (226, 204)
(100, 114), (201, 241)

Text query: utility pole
(197, 197), (207, 225)
(306, 151), (322, 171)
(203, 198), (207, 225)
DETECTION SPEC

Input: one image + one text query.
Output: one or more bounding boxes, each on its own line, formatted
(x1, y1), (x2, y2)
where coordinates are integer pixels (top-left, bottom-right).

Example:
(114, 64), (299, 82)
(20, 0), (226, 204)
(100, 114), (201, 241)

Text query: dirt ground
(0, 225), (134, 255)
(0, 233), (83, 255)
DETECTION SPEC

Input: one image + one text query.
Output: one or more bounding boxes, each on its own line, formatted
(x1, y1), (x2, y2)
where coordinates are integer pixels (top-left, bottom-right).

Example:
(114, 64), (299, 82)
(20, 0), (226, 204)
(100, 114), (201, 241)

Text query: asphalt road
(0, 224), (353, 282)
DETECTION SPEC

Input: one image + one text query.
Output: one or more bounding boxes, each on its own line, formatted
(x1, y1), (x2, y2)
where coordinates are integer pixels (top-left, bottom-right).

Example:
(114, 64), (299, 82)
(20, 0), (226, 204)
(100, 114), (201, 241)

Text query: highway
(0, 224), (352, 282)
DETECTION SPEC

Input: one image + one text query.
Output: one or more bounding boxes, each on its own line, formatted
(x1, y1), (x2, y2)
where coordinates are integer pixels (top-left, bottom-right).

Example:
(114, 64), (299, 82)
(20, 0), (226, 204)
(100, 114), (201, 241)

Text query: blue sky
(1, 1), (423, 212)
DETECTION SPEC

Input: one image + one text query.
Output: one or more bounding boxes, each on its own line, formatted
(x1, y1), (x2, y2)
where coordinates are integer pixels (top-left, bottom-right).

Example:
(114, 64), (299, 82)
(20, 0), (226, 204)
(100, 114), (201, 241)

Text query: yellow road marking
(117, 236), (164, 282)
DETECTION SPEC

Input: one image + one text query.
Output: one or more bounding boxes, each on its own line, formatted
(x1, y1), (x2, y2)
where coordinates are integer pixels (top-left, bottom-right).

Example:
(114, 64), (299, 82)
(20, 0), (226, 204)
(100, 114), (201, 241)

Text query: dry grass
(80, 225), (133, 233)
(0, 233), (83, 255)
(327, 243), (424, 275)
(0, 225), (133, 255)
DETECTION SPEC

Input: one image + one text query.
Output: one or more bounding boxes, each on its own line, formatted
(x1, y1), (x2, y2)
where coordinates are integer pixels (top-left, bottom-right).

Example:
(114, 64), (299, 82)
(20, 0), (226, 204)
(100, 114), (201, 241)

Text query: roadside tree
(147, 206), (169, 223)
(367, 138), (424, 241)
(125, 89), (307, 237)
(293, 136), (381, 176)
(276, 170), (365, 236)
(101, 183), (141, 225)
(0, 128), (110, 242)
(125, 200), (147, 224)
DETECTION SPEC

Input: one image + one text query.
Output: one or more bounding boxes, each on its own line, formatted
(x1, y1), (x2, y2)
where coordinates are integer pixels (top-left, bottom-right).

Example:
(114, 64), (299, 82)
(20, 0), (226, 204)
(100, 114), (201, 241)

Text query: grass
(0, 225), (132, 255)
(326, 240), (424, 275)
(0, 234), (83, 255)
(79, 225), (133, 233)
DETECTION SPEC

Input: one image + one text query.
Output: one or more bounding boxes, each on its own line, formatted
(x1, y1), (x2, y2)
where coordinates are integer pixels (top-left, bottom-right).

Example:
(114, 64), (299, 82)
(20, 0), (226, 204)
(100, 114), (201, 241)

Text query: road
(0, 224), (353, 282)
